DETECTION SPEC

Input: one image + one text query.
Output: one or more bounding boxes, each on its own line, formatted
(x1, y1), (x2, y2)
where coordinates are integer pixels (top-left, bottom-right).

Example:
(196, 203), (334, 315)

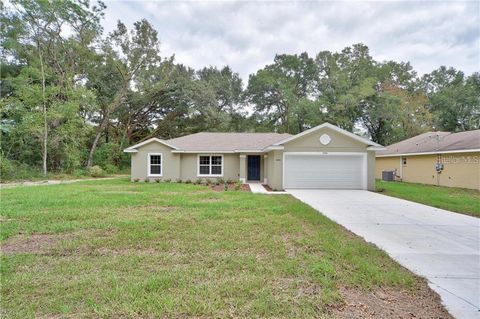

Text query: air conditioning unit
(382, 170), (395, 182)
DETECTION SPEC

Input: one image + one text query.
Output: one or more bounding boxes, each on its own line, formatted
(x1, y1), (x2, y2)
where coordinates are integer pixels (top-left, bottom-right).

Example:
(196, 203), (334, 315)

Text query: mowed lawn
(1, 179), (447, 318)
(376, 180), (480, 218)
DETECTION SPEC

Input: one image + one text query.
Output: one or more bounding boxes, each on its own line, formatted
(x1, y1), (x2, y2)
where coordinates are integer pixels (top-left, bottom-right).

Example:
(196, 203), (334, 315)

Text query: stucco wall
(179, 153), (240, 181)
(266, 150), (283, 190)
(283, 127), (367, 152)
(375, 152), (480, 190)
(275, 127), (373, 190)
(130, 142), (180, 181)
(375, 157), (401, 179)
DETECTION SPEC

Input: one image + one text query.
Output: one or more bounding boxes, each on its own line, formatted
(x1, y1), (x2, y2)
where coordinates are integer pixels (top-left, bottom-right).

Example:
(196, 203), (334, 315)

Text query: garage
(283, 152), (366, 189)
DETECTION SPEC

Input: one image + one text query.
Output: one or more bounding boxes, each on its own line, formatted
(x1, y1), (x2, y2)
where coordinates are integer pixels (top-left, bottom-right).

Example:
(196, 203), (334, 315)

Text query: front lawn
(376, 180), (480, 218)
(1, 179), (450, 318)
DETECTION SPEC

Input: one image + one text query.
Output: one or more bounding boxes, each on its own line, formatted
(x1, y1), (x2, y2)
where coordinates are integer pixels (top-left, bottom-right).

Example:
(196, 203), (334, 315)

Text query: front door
(247, 155), (261, 181)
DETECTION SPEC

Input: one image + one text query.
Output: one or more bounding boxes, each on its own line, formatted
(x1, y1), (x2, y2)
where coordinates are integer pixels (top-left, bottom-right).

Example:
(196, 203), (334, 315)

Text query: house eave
(376, 148), (480, 157)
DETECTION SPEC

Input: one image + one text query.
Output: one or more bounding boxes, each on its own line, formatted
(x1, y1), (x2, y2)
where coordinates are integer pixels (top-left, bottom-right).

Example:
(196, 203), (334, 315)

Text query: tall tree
(86, 19), (161, 167)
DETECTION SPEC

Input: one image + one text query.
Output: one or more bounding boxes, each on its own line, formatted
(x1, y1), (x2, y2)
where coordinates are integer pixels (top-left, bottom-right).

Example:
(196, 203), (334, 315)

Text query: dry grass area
(1, 178), (451, 318)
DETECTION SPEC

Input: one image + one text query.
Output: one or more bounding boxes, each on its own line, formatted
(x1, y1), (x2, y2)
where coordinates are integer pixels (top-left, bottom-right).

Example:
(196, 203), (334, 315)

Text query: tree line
(1, 0), (479, 179)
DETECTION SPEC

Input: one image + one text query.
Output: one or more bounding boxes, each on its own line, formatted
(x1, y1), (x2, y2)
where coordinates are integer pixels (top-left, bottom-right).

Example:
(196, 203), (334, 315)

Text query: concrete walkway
(248, 183), (288, 195)
(287, 189), (480, 319)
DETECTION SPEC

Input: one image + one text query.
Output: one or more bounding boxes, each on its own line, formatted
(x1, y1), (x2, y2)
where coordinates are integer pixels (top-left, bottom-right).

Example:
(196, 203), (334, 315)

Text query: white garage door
(284, 153), (366, 189)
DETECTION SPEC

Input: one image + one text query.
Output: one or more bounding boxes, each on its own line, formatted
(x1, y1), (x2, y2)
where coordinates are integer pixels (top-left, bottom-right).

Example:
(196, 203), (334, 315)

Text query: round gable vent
(319, 134), (331, 145)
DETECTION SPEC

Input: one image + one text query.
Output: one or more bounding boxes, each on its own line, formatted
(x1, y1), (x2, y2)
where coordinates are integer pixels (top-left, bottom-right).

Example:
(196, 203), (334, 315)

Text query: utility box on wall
(382, 170), (395, 182)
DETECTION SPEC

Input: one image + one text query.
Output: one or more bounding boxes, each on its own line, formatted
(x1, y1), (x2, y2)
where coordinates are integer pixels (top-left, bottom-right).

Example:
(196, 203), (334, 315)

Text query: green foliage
(88, 165), (106, 178)
(235, 179), (242, 191)
(0, 0), (477, 180)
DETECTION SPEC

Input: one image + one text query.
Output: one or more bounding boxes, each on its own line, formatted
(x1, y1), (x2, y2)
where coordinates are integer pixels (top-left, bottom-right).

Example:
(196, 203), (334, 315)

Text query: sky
(102, 1), (480, 81)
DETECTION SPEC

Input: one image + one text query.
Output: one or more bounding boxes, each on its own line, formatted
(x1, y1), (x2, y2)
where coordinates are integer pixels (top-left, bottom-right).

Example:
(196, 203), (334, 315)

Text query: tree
(420, 67), (480, 131)
(1, 0), (104, 174)
(86, 19), (161, 167)
(246, 52), (317, 133)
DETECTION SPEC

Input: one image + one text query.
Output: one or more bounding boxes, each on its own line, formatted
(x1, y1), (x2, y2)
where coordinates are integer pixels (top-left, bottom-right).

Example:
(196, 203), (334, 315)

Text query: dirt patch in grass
(333, 281), (453, 318)
(198, 197), (223, 203)
(209, 183), (251, 192)
(2, 234), (67, 254)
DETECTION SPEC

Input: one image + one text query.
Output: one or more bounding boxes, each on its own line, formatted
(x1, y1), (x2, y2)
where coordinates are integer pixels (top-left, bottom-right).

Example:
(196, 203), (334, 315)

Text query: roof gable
(123, 138), (179, 153)
(274, 123), (383, 148)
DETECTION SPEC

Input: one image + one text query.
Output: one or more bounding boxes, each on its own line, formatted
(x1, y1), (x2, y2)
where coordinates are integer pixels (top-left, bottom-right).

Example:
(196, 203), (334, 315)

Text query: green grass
(1, 178), (417, 318)
(376, 180), (480, 217)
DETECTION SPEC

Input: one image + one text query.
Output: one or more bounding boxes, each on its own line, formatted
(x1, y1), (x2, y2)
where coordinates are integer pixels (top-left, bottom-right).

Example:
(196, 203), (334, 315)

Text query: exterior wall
(266, 150), (283, 191)
(130, 142), (181, 181)
(283, 127), (367, 152)
(179, 153), (240, 181)
(278, 127), (373, 190)
(375, 157), (401, 179)
(375, 152), (480, 190)
(367, 150), (376, 191)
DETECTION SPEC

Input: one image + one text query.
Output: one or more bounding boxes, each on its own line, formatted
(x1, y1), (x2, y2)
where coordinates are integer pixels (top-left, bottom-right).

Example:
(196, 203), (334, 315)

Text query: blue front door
(247, 155), (261, 181)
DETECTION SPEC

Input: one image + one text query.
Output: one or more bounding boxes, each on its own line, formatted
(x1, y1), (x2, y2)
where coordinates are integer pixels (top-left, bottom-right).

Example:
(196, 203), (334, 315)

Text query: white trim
(172, 150), (236, 154)
(367, 146), (386, 151)
(376, 149), (480, 157)
(197, 154), (224, 177)
(263, 145), (284, 151)
(124, 138), (179, 153)
(282, 151), (368, 190)
(274, 123), (382, 147)
(147, 152), (163, 177)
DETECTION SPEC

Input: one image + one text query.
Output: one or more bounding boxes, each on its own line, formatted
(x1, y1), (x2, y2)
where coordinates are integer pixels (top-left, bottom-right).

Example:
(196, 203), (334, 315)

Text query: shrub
(155, 178), (161, 183)
(88, 165), (106, 177)
(185, 179), (192, 184)
(164, 178), (171, 183)
(133, 178), (140, 182)
(176, 178), (182, 183)
(216, 177), (225, 185)
(226, 178), (234, 184)
(195, 178), (202, 185)
(103, 164), (118, 174)
(235, 179), (242, 191)
(144, 178), (150, 183)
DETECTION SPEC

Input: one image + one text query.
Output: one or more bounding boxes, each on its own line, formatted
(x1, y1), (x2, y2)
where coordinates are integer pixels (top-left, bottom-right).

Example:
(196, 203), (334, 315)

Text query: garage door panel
(284, 154), (365, 189)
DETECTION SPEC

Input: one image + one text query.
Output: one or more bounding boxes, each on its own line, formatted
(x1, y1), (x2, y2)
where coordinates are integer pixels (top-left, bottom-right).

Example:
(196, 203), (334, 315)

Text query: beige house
(376, 130), (480, 190)
(124, 123), (383, 191)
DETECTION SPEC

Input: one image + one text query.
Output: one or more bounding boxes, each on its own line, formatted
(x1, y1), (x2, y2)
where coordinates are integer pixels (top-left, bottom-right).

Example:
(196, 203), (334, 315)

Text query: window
(148, 153), (162, 176)
(198, 155), (223, 176)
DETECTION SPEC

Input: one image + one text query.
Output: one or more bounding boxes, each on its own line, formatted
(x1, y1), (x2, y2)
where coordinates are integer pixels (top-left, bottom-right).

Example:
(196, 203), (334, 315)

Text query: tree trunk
(86, 90), (126, 167)
(39, 46), (48, 176)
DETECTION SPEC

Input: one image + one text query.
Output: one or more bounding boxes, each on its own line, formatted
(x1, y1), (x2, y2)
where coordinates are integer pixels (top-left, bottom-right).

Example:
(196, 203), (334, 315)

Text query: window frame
(197, 154), (224, 177)
(147, 152), (163, 177)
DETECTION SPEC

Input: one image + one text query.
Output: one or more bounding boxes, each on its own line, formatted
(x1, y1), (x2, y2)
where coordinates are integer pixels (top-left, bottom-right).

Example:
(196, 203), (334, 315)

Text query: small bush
(103, 164), (118, 174)
(133, 178), (140, 182)
(164, 178), (171, 183)
(216, 177), (225, 185)
(185, 179), (192, 184)
(176, 178), (182, 183)
(144, 178), (150, 183)
(155, 178), (161, 183)
(235, 179), (242, 191)
(226, 178), (234, 184)
(88, 165), (106, 177)
(195, 178), (202, 185)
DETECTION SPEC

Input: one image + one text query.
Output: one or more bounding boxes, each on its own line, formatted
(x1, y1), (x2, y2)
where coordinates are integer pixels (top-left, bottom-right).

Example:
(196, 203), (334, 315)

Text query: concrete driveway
(287, 189), (480, 319)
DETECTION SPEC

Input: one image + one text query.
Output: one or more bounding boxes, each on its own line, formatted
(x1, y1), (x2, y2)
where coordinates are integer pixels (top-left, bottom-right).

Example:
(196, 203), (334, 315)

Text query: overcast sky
(102, 1), (480, 80)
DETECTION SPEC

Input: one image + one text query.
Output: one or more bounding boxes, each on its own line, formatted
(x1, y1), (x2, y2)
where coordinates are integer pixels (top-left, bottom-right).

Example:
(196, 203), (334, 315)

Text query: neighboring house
(124, 123), (383, 190)
(376, 130), (480, 190)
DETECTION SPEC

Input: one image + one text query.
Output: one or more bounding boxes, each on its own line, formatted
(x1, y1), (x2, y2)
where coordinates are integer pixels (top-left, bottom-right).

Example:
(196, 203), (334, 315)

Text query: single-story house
(124, 123), (383, 190)
(376, 130), (480, 190)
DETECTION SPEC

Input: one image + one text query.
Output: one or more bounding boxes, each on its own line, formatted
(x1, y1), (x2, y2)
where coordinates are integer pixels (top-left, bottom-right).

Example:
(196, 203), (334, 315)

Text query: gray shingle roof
(166, 132), (292, 151)
(376, 130), (480, 156)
